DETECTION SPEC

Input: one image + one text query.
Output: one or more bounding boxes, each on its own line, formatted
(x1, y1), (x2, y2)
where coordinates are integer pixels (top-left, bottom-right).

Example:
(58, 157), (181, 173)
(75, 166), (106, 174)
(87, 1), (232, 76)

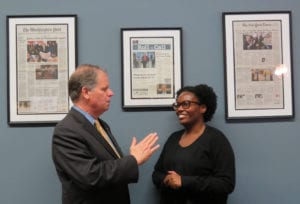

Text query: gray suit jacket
(52, 108), (138, 204)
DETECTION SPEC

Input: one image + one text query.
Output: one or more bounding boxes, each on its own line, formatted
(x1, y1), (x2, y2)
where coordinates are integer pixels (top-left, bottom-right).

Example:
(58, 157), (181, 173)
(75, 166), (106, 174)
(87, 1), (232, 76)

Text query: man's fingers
(150, 144), (160, 152)
(131, 136), (137, 147)
(141, 132), (158, 144)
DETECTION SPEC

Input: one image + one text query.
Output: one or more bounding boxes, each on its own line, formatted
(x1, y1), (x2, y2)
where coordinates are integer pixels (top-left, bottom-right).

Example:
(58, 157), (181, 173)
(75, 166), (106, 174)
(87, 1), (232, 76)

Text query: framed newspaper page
(121, 28), (183, 110)
(7, 15), (77, 125)
(222, 11), (294, 120)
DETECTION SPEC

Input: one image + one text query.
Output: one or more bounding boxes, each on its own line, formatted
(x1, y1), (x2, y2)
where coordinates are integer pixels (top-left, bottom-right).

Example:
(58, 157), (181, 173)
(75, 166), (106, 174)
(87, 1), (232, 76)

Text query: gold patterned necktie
(94, 120), (121, 158)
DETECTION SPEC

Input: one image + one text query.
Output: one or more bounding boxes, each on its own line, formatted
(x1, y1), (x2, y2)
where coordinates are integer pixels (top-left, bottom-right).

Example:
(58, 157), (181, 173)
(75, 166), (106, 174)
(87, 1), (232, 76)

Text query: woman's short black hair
(176, 84), (217, 122)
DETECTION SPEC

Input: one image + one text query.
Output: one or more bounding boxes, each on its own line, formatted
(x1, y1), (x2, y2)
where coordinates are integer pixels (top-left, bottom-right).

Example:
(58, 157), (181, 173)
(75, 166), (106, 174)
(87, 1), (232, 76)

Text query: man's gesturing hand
(130, 132), (160, 165)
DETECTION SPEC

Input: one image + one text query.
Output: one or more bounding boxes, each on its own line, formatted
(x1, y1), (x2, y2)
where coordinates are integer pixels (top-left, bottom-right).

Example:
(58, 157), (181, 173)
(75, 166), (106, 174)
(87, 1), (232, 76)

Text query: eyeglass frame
(172, 100), (201, 110)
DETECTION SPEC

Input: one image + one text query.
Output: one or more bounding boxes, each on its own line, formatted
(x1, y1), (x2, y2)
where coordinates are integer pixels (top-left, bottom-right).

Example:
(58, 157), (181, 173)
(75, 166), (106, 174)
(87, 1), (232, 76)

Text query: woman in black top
(152, 84), (235, 204)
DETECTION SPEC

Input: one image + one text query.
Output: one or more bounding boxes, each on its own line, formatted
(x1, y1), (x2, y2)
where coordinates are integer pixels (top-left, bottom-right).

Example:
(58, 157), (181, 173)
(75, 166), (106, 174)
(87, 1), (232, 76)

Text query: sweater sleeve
(152, 142), (168, 189)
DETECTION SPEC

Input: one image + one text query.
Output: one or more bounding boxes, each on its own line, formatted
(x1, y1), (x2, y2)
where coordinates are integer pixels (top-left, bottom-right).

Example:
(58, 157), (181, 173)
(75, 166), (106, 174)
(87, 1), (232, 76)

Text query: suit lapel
(70, 109), (121, 159)
(99, 120), (124, 157)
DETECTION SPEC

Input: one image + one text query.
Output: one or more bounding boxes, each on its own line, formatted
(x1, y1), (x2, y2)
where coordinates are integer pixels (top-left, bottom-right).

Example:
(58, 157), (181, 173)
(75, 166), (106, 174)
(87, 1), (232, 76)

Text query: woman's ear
(199, 104), (207, 114)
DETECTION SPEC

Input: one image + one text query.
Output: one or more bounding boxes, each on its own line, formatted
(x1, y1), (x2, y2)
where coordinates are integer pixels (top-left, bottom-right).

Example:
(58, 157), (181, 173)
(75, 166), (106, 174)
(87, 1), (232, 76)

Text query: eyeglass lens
(173, 101), (194, 110)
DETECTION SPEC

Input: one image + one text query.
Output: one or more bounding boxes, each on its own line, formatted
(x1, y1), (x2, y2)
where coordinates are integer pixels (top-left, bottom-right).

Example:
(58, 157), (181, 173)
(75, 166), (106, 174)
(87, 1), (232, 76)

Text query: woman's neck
(184, 121), (206, 135)
(179, 122), (206, 147)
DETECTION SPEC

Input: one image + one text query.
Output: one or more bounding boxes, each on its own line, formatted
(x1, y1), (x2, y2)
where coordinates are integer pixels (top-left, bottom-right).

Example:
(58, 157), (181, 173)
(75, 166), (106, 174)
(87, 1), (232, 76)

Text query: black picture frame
(222, 11), (294, 120)
(7, 15), (77, 125)
(121, 27), (183, 111)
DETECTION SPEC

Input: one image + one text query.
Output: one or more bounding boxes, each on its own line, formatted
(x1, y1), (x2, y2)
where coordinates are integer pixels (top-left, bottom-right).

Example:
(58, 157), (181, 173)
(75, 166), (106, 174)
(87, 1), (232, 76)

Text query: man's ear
(81, 86), (90, 99)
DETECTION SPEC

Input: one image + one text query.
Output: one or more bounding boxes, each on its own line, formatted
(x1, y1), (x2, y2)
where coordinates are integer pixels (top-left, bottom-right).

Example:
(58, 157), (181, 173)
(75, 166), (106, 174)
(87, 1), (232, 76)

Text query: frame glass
(222, 11), (294, 120)
(121, 28), (183, 110)
(7, 15), (77, 125)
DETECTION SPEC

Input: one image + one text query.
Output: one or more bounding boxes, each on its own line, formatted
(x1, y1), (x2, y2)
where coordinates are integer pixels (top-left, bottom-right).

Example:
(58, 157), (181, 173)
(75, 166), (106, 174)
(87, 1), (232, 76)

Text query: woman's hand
(163, 171), (182, 189)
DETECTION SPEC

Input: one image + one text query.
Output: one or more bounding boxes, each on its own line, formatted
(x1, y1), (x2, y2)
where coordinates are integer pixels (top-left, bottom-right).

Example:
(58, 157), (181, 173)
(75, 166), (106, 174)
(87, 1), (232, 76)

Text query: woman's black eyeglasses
(172, 101), (201, 110)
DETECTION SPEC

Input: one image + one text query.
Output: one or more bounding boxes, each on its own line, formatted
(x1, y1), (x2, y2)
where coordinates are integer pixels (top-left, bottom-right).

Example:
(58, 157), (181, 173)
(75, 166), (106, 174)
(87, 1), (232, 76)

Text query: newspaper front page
(130, 37), (174, 99)
(233, 20), (284, 110)
(16, 24), (69, 115)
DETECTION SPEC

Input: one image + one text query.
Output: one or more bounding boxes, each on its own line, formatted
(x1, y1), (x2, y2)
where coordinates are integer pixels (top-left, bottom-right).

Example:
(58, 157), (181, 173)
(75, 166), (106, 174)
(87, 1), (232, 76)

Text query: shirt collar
(72, 105), (96, 125)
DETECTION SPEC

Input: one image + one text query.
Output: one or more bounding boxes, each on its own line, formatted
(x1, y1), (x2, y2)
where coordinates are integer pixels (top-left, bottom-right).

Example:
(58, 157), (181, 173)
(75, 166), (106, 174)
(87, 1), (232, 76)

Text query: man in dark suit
(52, 64), (160, 204)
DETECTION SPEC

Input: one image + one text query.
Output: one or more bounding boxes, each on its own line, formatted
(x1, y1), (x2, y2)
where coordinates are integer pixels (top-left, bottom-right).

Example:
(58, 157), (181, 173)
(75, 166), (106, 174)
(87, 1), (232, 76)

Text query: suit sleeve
(52, 122), (139, 191)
